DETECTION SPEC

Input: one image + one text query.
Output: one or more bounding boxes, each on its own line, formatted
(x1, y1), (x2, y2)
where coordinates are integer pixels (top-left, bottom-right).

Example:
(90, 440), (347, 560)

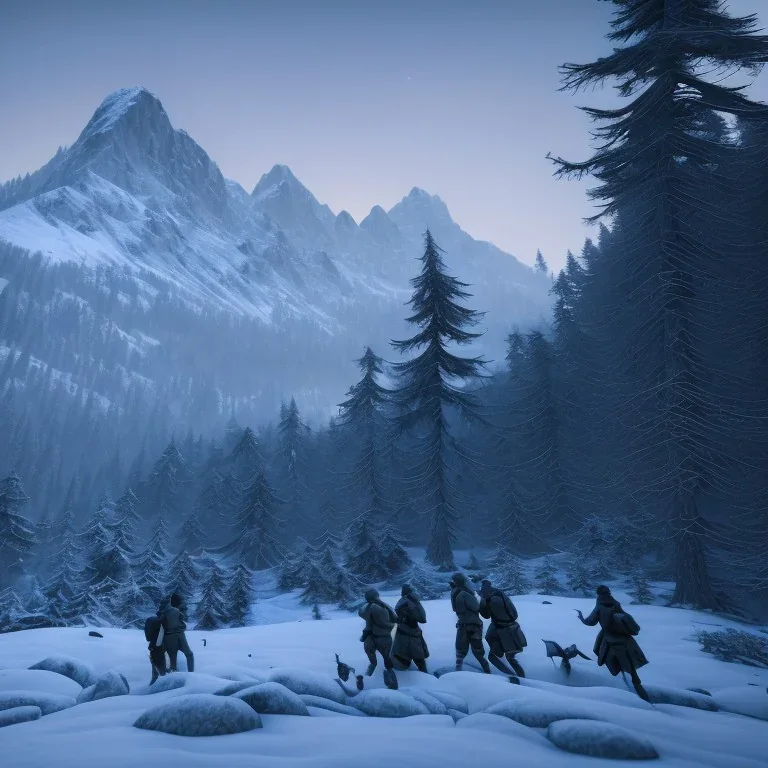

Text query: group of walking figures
(358, 575), (650, 701)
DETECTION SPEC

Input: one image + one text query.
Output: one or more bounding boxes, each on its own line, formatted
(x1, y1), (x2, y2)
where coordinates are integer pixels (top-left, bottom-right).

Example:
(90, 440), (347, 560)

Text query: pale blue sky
(1, 0), (766, 271)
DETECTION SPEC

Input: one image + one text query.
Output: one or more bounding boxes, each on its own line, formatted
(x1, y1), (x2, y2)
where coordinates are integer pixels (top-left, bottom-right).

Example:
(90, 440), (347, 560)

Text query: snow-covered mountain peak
(360, 204), (402, 245)
(80, 87), (163, 139)
(388, 186), (457, 242)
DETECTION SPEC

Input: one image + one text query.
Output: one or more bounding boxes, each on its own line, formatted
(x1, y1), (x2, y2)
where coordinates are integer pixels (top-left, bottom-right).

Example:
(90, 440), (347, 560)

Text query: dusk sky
(1, 0), (767, 272)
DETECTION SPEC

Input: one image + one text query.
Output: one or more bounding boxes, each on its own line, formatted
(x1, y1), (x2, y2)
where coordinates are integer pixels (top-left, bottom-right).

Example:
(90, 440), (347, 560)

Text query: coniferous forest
(2, 0), (768, 632)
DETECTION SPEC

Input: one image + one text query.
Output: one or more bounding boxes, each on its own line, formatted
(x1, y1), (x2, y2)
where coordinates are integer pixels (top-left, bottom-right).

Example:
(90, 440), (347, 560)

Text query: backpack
(144, 615), (162, 644)
(613, 611), (641, 636)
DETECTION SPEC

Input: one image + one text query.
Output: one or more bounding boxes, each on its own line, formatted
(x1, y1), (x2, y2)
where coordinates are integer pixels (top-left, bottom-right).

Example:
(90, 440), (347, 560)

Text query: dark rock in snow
(234, 683), (310, 716)
(0, 691), (77, 716)
(687, 687), (712, 697)
(547, 719), (659, 760)
(486, 698), (599, 728)
(134, 694), (262, 736)
(350, 689), (430, 718)
(134, 674), (187, 695)
(214, 681), (259, 697)
(29, 656), (95, 688)
(267, 667), (346, 704)
(0, 706), (42, 728)
(88, 631), (103, 638)
(644, 685), (718, 711)
(542, 600), (552, 605)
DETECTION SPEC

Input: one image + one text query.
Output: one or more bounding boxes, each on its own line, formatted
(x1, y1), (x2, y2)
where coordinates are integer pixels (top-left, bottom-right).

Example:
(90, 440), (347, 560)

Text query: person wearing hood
(449, 572), (491, 673)
(161, 593), (195, 673)
(479, 579), (527, 677)
(392, 584), (429, 673)
(577, 585), (649, 701)
(358, 588), (398, 689)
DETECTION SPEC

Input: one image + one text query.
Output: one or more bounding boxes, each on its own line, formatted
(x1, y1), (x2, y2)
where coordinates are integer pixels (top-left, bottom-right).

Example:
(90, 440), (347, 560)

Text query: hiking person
(392, 584), (429, 673)
(144, 606), (168, 685)
(358, 588), (398, 689)
(479, 579), (527, 677)
(577, 584), (649, 701)
(449, 572), (491, 673)
(161, 593), (195, 673)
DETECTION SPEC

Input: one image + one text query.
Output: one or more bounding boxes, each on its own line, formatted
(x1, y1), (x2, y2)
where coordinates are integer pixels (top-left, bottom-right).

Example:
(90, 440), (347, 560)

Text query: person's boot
(365, 661), (377, 676)
(633, 678), (650, 702)
(455, 657), (464, 672)
(478, 657), (492, 674)
(488, 653), (515, 675)
(507, 655), (526, 678)
(415, 660), (428, 673)
(383, 669), (398, 690)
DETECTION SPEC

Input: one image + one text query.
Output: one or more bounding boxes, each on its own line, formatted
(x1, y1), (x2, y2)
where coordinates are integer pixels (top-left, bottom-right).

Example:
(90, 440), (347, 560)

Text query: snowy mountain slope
(0, 86), (552, 420)
(0, 588), (766, 767)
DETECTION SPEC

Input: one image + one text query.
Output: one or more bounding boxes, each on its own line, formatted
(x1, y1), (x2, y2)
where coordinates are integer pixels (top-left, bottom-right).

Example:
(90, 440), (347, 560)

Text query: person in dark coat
(358, 588), (398, 689)
(479, 579), (527, 677)
(449, 573), (491, 673)
(145, 605), (168, 685)
(577, 584), (649, 701)
(161, 593), (195, 673)
(392, 584), (429, 673)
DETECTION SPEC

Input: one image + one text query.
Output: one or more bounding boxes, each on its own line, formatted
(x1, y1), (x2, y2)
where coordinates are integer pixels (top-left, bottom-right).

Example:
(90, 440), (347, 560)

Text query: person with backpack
(478, 579), (527, 677)
(144, 606), (168, 685)
(449, 572), (491, 673)
(358, 588), (398, 689)
(392, 583), (429, 673)
(160, 593), (195, 673)
(577, 584), (649, 701)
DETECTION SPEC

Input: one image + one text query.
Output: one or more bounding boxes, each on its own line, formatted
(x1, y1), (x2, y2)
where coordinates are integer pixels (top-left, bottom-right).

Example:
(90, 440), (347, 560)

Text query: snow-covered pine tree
(534, 249), (548, 275)
(178, 508), (206, 555)
(534, 557), (563, 596)
(195, 561), (228, 630)
(392, 561), (446, 600)
(276, 538), (313, 592)
(299, 547), (358, 609)
(312, 603), (322, 620)
(139, 439), (190, 526)
(134, 517), (172, 606)
(43, 521), (83, 624)
(166, 549), (198, 599)
(277, 398), (311, 534)
(111, 573), (150, 628)
(222, 470), (283, 570)
(566, 558), (594, 597)
(225, 413), (243, 453)
(228, 426), (263, 477)
(629, 570), (654, 605)
(225, 561), (254, 627)
(571, 515), (613, 580)
(390, 231), (487, 571)
(0, 587), (28, 632)
(488, 548), (532, 596)
(345, 515), (389, 582)
(0, 471), (37, 588)
(112, 488), (141, 555)
(379, 526), (412, 576)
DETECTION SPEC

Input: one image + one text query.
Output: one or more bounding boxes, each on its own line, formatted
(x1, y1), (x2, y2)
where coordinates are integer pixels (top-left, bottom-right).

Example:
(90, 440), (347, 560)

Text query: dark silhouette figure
(392, 584), (430, 673)
(577, 585), (649, 701)
(479, 579), (527, 677)
(144, 607), (167, 685)
(161, 593), (195, 673)
(358, 588), (398, 689)
(335, 653), (355, 682)
(449, 573), (491, 673)
(542, 639), (591, 675)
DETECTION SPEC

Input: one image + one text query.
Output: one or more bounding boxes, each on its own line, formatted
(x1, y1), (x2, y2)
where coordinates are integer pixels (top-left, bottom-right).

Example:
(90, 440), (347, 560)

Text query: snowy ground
(1, 585), (767, 767)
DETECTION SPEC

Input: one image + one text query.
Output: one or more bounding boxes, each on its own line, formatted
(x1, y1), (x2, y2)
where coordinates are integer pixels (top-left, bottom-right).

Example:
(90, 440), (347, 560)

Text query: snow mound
(350, 689), (430, 718)
(422, 687), (469, 713)
(76, 670), (130, 703)
(457, 713), (552, 746)
(0, 690), (77, 716)
(300, 695), (368, 716)
(400, 687), (449, 715)
(434, 671), (520, 712)
(547, 719), (659, 760)
(486, 698), (600, 728)
(214, 681), (259, 697)
(28, 656), (95, 688)
(0, 669), (82, 698)
(134, 693), (262, 736)
(233, 683), (310, 716)
(0, 706), (42, 728)
(645, 684), (718, 711)
(266, 667), (345, 704)
(133, 674), (187, 695)
(447, 708), (467, 722)
(712, 686), (768, 721)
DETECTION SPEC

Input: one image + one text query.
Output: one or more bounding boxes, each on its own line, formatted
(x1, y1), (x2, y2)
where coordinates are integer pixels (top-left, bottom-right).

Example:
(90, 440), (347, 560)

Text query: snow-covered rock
(421, 687), (469, 713)
(547, 719), (659, 760)
(486, 697), (599, 727)
(0, 705), (42, 728)
(350, 689), (430, 718)
(645, 684), (718, 711)
(299, 695), (367, 717)
(0, 690), (76, 716)
(233, 683), (310, 716)
(448, 708), (467, 722)
(0, 669), (82, 698)
(76, 670), (130, 703)
(214, 680), (260, 697)
(399, 687), (449, 715)
(712, 686), (768, 721)
(266, 667), (346, 704)
(133, 674), (187, 695)
(28, 656), (95, 688)
(134, 694), (262, 736)
(456, 713), (552, 746)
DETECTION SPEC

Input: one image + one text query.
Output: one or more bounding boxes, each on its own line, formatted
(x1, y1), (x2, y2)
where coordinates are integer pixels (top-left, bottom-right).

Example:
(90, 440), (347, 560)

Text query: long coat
(479, 590), (527, 655)
(393, 595), (429, 662)
(581, 599), (648, 676)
